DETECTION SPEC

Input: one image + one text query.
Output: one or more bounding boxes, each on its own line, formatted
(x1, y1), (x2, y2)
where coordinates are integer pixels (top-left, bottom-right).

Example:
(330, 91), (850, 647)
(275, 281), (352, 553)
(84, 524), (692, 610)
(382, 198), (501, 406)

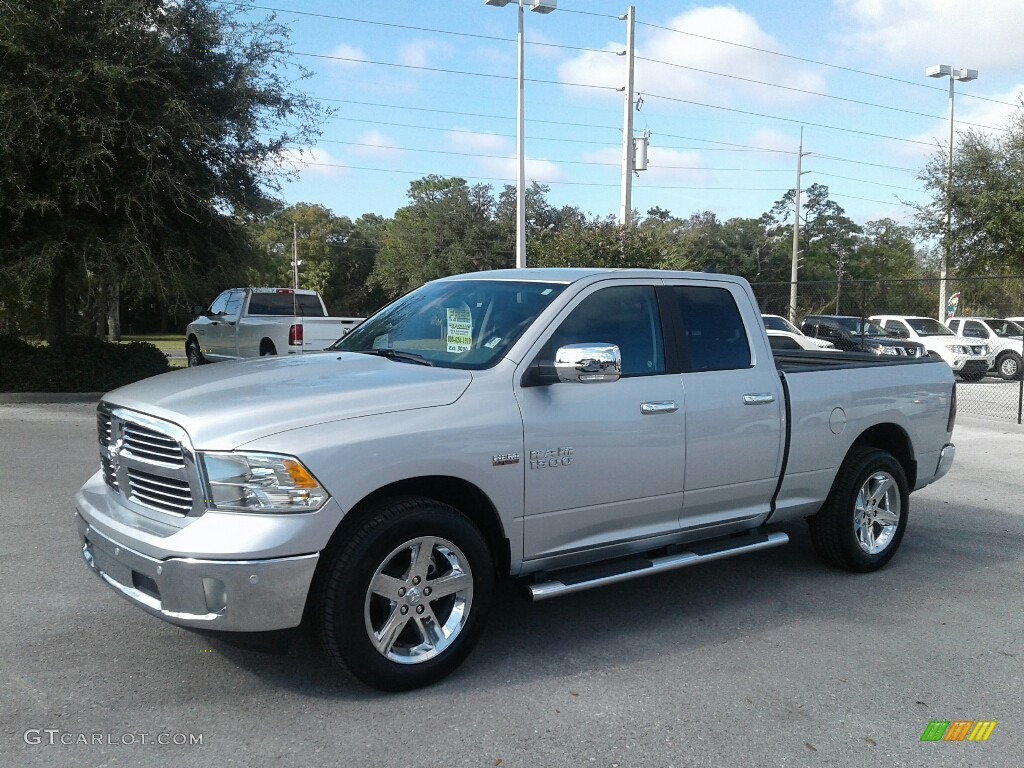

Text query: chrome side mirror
(554, 343), (621, 383)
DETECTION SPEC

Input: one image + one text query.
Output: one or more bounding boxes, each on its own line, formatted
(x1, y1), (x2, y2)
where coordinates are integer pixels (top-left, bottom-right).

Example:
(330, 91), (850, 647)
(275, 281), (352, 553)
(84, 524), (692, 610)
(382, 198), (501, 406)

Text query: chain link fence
(751, 276), (1024, 423)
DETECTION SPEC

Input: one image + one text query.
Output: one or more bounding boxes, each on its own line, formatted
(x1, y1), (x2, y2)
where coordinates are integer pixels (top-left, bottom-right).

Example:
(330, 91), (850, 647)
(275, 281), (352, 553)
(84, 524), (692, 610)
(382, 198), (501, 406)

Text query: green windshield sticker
(446, 308), (473, 353)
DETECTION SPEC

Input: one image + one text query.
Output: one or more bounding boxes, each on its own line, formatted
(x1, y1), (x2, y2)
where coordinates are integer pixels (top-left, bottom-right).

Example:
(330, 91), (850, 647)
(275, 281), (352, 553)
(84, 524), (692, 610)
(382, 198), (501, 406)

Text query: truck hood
(104, 352), (472, 449)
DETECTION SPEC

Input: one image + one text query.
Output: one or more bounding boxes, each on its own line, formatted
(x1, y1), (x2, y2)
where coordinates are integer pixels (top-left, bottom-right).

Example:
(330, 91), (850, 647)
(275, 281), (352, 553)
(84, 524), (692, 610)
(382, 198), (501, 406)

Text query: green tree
(0, 0), (327, 339)
(371, 176), (506, 297)
(916, 104), (1024, 275)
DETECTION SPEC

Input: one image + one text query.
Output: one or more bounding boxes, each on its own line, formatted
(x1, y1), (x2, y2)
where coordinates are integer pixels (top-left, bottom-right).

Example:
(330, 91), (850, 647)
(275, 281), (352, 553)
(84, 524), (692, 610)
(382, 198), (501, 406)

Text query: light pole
(926, 64), (977, 321)
(485, 0), (556, 269)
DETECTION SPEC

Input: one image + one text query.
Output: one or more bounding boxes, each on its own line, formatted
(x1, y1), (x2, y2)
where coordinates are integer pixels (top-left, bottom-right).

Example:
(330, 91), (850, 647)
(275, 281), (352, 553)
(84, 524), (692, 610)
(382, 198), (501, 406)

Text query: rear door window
(667, 286), (752, 372)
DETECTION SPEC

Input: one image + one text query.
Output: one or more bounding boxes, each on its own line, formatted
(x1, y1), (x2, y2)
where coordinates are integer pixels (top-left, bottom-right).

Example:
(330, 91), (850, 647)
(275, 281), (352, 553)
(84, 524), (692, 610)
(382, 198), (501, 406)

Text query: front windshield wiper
(355, 348), (434, 366)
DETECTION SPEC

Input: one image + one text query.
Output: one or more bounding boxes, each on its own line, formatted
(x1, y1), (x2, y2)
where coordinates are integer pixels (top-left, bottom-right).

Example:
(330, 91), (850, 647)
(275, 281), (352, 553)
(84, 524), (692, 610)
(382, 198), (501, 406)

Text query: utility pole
(292, 223), (299, 317)
(618, 5), (635, 225)
(789, 127), (810, 324)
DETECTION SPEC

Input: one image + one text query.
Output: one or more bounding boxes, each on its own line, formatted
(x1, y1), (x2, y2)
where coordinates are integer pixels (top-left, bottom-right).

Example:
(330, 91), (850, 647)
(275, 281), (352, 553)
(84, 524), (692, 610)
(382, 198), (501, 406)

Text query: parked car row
(761, 312), (1024, 381)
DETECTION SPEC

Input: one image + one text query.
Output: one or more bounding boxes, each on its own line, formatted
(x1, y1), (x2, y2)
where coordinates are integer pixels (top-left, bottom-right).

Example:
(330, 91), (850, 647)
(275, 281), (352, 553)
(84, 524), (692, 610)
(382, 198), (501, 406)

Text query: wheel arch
(849, 423), (916, 490)
(318, 475), (510, 582)
(260, 338), (277, 355)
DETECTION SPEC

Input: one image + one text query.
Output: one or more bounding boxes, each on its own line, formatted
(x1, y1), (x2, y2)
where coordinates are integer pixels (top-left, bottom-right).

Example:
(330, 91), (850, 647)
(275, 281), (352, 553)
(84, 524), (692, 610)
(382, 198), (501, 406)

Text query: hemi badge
(492, 453), (520, 467)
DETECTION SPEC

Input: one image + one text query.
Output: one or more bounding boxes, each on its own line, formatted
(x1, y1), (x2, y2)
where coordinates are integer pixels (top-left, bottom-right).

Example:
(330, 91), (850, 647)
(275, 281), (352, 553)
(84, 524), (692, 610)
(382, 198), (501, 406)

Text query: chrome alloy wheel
(853, 471), (901, 555)
(363, 536), (474, 665)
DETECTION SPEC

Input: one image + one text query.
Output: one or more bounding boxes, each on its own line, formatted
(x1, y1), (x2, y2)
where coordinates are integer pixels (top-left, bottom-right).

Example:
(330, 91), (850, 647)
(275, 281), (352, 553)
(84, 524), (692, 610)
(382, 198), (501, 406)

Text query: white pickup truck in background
(186, 288), (364, 366)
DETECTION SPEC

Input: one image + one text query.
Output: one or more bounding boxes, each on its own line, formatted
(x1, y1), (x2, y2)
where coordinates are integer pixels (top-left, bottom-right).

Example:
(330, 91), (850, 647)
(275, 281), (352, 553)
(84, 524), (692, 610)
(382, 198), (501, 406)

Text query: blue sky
(244, 0), (1024, 228)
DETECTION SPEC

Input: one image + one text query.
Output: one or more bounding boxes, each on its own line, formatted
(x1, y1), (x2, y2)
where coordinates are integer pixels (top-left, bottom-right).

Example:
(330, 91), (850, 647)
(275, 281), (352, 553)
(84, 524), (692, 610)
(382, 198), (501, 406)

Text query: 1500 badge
(530, 447), (574, 469)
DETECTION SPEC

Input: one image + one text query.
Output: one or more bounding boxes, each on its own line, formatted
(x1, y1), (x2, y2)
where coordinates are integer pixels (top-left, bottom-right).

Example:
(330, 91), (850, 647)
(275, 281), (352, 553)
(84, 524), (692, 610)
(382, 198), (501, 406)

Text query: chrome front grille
(126, 469), (192, 514)
(123, 422), (185, 466)
(97, 412), (112, 447)
(96, 404), (199, 518)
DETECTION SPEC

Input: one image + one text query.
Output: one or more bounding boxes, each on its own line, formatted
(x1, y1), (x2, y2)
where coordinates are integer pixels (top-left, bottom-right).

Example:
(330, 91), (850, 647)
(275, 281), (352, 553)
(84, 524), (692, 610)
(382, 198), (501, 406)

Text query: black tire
(186, 339), (205, 367)
(314, 497), (494, 692)
(957, 368), (986, 382)
(808, 447), (910, 573)
(996, 352), (1021, 380)
(260, 340), (277, 357)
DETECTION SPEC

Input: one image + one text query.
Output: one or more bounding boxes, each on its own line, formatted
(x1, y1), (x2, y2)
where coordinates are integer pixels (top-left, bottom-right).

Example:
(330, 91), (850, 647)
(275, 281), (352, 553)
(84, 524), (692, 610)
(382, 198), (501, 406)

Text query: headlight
(201, 452), (328, 513)
(947, 345), (967, 354)
(878, 346), (898, 355)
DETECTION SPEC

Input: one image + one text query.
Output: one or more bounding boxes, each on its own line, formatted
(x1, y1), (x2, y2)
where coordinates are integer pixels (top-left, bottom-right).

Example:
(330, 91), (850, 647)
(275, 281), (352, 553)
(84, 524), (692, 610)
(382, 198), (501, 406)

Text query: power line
(809, 173), (924, 193)
(314, 97), (619, 132)
(326, 116), (618, 146)
(290, 51), (620, 93)
(217, 2), (616, 56)
(286, 160), (793, 191)
(315, 139), (797, 172)
(633, 19), (1018, 109)
(635, 56), (1005, 131)
(642, 91), (936, 147)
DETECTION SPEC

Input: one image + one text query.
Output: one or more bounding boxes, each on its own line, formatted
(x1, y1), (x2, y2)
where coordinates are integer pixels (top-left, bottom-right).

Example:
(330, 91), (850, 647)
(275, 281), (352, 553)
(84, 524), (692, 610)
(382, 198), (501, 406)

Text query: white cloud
(898, 84), (1024, 160)
(280, 148), (347, 177)
(747, 128), (802, 155)
(325, 44), (367, 68)
(479, 156), (566, 183)
(397, 39), (454, 69)
(836, 0), (1024, 70)
(352, 131), (402, 159)
(558, 6), (826, 107)
(579, 146), (714, 184)
(445, 130), (510, 153)
(442, 130), (563, 182)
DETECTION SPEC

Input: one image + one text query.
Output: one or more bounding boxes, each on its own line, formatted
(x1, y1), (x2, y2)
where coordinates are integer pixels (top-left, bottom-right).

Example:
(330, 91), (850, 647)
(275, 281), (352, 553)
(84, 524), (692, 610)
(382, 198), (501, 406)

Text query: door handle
(641, 401), (678, 415)
(743, 393), (775, 405)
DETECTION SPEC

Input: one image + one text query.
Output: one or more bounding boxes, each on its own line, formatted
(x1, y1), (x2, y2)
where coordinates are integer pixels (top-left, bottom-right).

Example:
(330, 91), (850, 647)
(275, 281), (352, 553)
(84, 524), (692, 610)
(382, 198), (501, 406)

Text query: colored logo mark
(920, 721), (996, 742)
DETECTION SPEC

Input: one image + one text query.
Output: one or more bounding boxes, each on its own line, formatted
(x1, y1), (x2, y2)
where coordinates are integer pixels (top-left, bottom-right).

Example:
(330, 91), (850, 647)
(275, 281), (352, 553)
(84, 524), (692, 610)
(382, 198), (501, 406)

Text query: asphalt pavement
(1, 403), (1022, 768)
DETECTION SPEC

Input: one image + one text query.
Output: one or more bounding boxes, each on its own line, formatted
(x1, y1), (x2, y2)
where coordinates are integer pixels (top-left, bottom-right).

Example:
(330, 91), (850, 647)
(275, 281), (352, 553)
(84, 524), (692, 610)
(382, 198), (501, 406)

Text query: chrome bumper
(934, 443), (956, 482)
(76, 513), (318, 631)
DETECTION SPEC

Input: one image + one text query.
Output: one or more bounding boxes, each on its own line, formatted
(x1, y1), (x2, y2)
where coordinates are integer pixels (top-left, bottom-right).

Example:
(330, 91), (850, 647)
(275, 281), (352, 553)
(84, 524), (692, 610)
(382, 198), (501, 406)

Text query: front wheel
(997, 352), (1021, 380)
(186, 340), (205, 367)
(314, 498), (494, 691)
(808, 447), (909, 573)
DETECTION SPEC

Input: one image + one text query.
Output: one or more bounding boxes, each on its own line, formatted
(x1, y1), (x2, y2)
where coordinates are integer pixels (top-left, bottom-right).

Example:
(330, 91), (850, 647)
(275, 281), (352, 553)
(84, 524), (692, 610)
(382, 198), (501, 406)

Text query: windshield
(833, 317), (889, 336)
(905, 318), (953, 336)
(983, 318), (1024, 337)
(332, 279), (566, 369)
(762, 315), (802, 334)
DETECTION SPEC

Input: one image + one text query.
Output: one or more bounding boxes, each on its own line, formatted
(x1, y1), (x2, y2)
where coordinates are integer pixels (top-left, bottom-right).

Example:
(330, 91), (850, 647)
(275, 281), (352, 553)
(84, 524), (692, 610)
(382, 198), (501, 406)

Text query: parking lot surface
(1, 403), (1022, 768)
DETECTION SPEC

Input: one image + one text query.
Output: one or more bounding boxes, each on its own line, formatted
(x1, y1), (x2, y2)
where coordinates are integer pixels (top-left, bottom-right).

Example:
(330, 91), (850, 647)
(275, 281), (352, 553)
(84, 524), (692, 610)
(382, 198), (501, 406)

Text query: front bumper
(76, 512), (318, 632)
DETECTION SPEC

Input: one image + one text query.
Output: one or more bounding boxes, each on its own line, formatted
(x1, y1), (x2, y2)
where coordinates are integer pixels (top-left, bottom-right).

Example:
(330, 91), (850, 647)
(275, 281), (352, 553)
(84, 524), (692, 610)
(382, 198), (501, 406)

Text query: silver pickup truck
(75, 268), (957, 691)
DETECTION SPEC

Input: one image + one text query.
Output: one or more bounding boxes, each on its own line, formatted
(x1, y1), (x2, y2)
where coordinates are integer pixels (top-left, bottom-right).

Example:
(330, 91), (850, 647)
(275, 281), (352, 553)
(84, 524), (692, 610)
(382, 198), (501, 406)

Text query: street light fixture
(926, 64), (977, 321)
(485, 0), (556, 269)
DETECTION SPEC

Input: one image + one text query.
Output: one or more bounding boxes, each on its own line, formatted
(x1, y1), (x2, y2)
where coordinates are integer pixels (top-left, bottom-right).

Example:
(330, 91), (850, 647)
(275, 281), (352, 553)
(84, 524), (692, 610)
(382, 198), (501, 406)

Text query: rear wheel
(997, 352), (1021, 380)
(260, 340), (277, 357)
(808, 447), (909, 572)
(314, 497), (494, 691)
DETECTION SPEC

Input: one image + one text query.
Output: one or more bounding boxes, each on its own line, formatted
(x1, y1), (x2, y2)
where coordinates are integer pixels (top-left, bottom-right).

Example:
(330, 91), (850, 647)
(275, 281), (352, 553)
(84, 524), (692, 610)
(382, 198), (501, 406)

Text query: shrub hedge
(0, 335), (171, 392)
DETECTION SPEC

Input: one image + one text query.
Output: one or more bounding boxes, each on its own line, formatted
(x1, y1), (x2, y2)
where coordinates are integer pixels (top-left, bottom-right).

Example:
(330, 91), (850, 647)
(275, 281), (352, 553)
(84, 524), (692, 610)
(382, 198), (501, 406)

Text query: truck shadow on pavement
(196, 502), (1024, 699)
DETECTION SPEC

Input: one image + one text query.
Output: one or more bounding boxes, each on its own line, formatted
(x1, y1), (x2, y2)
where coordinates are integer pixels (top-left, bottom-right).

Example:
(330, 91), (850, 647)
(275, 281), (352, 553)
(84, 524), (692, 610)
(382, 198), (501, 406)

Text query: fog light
(202, 577), (227, 613)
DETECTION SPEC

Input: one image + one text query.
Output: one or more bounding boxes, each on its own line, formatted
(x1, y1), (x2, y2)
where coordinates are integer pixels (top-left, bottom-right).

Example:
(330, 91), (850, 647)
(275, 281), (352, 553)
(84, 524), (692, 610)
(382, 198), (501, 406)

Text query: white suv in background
(871, 315), (992, 381)
(946, 317), (1024, 380)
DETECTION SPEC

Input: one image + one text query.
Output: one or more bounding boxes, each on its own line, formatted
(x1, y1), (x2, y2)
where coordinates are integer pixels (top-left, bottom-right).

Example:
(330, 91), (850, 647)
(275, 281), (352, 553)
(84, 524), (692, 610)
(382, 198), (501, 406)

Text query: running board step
(526, 531), (789, 601)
